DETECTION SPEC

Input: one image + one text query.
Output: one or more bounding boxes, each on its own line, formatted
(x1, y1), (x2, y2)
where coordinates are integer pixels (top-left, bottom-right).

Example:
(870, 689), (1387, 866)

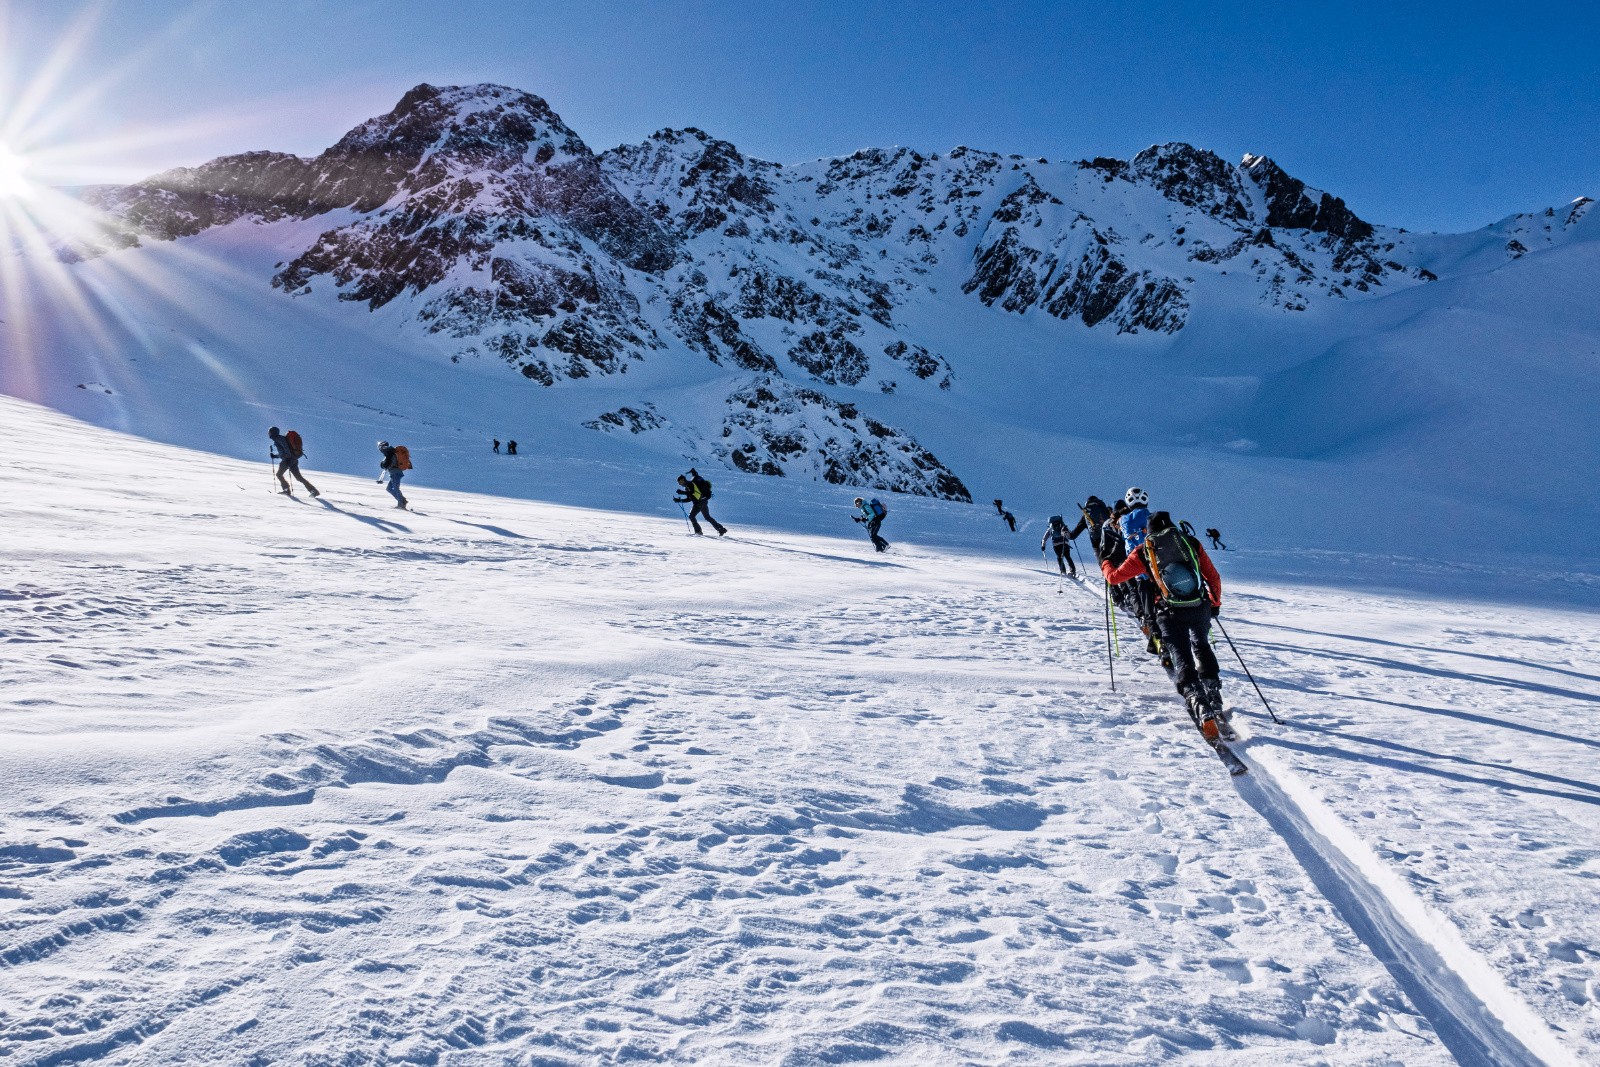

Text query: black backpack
(1142, 525), (1207, 607)
(692, 475), (712, 498)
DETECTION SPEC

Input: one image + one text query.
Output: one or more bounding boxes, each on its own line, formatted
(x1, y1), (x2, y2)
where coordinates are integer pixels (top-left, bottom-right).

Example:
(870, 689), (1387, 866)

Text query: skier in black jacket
(674, 468), (726, 536)
(1070, 496), (1113, 559)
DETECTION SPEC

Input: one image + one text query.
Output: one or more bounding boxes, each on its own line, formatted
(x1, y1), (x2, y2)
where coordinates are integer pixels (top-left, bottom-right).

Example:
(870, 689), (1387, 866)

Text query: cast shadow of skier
(734, 536), (906, 569)
(1312, 690), (1600, 753)
(1237, 618), (1600, 687)
(1265, 717), (1600, 805)
(1242, 637), (1600, 707)
(443, 519), (528, 540)
(310, 498), (410, 535)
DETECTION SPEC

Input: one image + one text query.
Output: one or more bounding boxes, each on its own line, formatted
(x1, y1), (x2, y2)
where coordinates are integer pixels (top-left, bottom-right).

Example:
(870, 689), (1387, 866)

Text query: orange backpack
(284, 430), (304, 457)
(392, 445), (413, 471)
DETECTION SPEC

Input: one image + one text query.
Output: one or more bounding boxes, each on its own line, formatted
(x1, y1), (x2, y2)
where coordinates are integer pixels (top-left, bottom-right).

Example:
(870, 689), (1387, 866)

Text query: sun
(0, 141), (33, 199)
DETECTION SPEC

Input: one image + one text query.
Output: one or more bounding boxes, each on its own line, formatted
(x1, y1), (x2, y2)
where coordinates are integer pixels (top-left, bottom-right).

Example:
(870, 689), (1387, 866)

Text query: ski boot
(1182, 686), (1219, 740)
(1199, 678), (1236, 740)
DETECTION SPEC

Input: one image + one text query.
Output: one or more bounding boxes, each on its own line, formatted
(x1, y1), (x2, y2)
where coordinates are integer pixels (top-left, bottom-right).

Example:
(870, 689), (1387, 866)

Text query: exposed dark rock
(668, 288), (779, 373)
(1241, 154), (1374, 242)
(583, 405), (667, 434)
(965, 224), (1189, 334)
(789, 326), (870, 386)
(1127, 143), (1250, 222)
(716, 378), (970, 499)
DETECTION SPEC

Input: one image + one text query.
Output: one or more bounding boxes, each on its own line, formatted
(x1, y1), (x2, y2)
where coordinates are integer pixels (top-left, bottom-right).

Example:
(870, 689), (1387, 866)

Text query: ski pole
(1213, 616), (1283, 724)
(1109, 592), (1120, 656)
(1104, 580), (1115, 690)
(1078, 502), (1115, 689)
(675, 500), (692, 532)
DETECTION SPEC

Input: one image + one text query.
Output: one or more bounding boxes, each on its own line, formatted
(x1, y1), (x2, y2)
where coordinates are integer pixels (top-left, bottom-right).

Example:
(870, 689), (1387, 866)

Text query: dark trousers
(276, 457), (317, 494)
(1129, 577), (1156, 630)
(865, 515), (888, 551)
(1050, 543), (1075, 575)
(1157, 602), (1219, 693)
(689, 499), (725, 535)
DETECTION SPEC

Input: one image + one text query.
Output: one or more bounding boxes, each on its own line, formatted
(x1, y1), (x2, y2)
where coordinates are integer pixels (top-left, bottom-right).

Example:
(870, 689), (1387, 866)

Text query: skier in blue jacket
(1117, 487), (1159, 654)
(1119, 487), (1151, 552)
(853, 497), (890, 552)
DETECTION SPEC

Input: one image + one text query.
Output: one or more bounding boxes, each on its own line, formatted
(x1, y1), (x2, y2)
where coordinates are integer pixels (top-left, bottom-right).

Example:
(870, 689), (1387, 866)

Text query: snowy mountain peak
(314, 82), (592, 207)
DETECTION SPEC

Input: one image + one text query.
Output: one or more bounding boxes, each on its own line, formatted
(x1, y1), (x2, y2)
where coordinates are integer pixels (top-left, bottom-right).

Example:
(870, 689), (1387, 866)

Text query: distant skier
(377, 440), (410, 510)
(674, 468), (726, 536)
(507, 440), (518, 456)
(268, 426), (319, 498)
(1101, 510), (1226, 738)
(1041, 515), (1076, 576)
(992, 498), (1005, 517)
(493, 439), (501, 454)
(1002, 509), (1017, 532)
(853, 496), (890, 552)
(1206, 527), (1227, 550)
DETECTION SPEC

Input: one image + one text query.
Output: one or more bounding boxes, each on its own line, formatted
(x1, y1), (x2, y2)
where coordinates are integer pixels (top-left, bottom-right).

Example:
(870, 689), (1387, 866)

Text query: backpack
(1142, 525), (1206, 607)
(393, 445), (413, 471)
(869, 498), (887, 519)
(284, 430), (304, 458)
(692, 475), (712, 499)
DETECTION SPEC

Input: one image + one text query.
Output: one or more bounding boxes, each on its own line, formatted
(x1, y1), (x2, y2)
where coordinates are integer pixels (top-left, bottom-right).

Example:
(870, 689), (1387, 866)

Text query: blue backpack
(869, 498), (887, 519)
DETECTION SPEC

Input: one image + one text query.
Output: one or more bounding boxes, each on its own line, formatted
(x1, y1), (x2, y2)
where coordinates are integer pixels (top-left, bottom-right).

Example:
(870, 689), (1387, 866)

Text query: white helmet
(1124, 486), (1148, 507)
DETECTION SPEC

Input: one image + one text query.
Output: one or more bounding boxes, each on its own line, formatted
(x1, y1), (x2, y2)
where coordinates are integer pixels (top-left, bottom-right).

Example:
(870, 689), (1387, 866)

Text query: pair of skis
(1157, 650), (1247, 775)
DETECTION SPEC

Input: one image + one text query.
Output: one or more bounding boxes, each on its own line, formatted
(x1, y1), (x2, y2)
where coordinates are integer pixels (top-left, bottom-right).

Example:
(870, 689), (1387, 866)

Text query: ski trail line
(1232, 736), (1580, 1067)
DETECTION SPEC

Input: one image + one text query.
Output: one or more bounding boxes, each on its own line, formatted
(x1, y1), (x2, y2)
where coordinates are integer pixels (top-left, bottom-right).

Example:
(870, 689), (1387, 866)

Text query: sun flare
(0, 141), (33, 199)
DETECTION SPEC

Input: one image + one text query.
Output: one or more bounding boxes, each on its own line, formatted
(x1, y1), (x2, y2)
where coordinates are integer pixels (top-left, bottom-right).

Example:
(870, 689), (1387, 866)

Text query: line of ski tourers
(267, 427), (1236, 746)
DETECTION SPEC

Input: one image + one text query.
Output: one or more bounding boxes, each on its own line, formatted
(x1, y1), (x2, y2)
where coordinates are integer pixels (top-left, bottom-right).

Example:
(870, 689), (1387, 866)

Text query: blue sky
(4, 0), (1596, 231)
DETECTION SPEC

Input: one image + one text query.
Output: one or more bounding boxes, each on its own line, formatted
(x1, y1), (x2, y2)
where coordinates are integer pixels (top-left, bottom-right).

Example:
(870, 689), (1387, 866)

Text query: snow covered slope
(4, 397), (1600, 1064)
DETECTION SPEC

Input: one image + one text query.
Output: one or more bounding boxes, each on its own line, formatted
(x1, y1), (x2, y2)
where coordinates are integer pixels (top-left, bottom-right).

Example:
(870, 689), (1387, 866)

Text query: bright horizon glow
(0, 5), (284, 420)
(0, 141), (32, 199)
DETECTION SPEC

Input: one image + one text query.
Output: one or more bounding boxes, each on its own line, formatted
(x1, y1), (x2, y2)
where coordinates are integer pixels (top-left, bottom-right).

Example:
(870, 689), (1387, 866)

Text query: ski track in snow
(3, 404), (1600, 1065)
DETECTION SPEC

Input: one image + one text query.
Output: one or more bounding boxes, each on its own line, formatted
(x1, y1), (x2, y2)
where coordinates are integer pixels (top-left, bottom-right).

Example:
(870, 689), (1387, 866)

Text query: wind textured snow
(3, 399), (1599, 1065)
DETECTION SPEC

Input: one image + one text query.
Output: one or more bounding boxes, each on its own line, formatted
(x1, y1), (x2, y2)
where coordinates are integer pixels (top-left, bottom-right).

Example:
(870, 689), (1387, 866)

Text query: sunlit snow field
(3, 399), (1598, 1065)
